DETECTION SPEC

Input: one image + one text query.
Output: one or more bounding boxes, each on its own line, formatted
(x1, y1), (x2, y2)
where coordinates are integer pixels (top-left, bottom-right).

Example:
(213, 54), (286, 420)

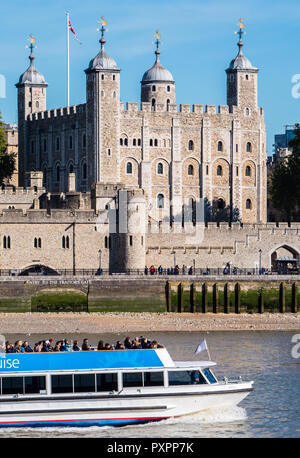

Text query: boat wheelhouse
(0, 347), (253, 427)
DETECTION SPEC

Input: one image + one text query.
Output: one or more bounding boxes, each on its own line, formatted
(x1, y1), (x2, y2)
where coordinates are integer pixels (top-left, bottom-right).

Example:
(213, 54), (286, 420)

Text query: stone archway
(271, 245), (299, 273)
(19, 264), (59, 276)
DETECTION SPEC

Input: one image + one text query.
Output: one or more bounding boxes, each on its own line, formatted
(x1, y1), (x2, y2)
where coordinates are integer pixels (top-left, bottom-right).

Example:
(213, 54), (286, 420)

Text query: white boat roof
(174, 361), (216, 368)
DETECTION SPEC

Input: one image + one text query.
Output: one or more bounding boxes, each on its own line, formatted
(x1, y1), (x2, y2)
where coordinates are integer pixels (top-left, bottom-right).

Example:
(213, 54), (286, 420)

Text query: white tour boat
(0, 346), (253, 427)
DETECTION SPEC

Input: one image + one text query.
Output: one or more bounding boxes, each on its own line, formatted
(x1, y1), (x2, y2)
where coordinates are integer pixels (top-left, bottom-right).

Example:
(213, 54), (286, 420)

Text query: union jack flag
(68, 19), (82, 44)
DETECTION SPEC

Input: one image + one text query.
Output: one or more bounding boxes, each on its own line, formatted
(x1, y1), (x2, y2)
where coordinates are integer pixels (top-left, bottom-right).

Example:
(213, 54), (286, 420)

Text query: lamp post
(172, 250), (176, 268)
(98, 249), (102, 275)
(258, 249), (262, 275)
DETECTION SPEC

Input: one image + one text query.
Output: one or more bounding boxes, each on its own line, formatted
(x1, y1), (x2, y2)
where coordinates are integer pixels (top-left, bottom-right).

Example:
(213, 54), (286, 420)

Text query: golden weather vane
(235, 18), (246, 41)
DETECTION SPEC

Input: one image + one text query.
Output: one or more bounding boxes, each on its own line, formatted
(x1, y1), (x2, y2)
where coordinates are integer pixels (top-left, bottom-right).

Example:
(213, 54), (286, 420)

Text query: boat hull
(0, 384), (252, 428)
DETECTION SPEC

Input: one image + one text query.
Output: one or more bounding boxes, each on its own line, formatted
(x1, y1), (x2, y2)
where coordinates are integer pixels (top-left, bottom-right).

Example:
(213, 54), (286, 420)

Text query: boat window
(168, 370), (207, 386)
(51, 375), (73, 393)
(1, 377), (24, 395)
(202, 368), (217, 384)
(74, 374), (96, 393)
(96, 373), (118, 392)
(25, 376), (46, 394)
(123, 372), (143, 388)
(143, 372), (164, 387)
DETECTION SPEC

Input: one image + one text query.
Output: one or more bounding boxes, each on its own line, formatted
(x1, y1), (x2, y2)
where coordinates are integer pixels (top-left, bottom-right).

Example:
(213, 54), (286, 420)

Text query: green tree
(0, 111), (16, 185)
(271, 124), (300, 221)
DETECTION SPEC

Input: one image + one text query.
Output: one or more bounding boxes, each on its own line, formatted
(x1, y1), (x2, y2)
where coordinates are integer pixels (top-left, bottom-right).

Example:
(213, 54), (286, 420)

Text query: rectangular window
(202, 368), (217, 384)
(143, 372), (164, 387)
(51, 374), (73, 393)
(206, 165), (209, 175)
(2, 377), (24, 395)
(25, 376), (46, 394)
(74, 374), (96, 393)
(168, 370), (207, 386)
(129, 235), (133, 246)
(123, 372), (143, 388)
(96, 373), (118, 392)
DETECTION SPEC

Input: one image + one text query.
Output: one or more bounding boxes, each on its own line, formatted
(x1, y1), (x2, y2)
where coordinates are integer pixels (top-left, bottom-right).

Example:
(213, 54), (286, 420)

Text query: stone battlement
(120, 102), (264, 117)
(27, 104), (86, 121)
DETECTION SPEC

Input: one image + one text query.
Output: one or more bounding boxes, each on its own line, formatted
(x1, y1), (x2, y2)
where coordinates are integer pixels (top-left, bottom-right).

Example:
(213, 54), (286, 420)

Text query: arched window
(246, 199), (252, 209)
(3, 236), (6, 249)
(66, 236), (70, 249)
(133, 139), (136, 146)
(217, 141), (223, 152)
(151, 98), (156, 110)
(82, 133), (86, 148)
(152, 85), (156, 92)
(124, 138), (128, 146)
(120, 138), (123, 146)
(157, 162), (163, 175)
(69, 163), (74, 173)
(69, 136), (73, 150)
(245, 165), (251, 177)
(56, 137), (60, 151)
(154, 139), (158, 147)
(56, 164), (60, 182)
(188, 164), (194, 176)
(149, 139), (153, 147)
(157, 193), (164, 209)
(166, 99), (170, 110)
(246, 142), (252, 152)
(217, 165), (223, 176)
(167, 85), (170, 92)
(245, 108), (250, 116)
(34, 238), (41, 248)
(217, 198), (225, 210)
(38, 238), (42, 248)
(126, 162), (133, 174)
(62, 236), (65, 249)
(188, 140), (194, 151)
(82, 162), (87, 180)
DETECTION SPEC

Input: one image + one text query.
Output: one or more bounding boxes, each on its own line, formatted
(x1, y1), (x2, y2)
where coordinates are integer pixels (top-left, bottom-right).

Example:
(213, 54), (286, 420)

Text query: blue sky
(1, 0), (300, 155)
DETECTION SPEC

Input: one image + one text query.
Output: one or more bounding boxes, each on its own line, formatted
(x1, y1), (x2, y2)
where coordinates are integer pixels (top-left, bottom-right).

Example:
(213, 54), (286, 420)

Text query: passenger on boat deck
(34, 341), (43, 352)
(82, 338), (91, 351)
(53, 342), (61, 352)
(97, 340), (105, 350)
(14, 340), (25, 353)
(124, 337), (132, 349)
(104, 343), (112, 350)
(73, 340), (81, 351)
(5, 342), (14, 353)
(23, 341), (33, 352)
(151, 340), (163, 349)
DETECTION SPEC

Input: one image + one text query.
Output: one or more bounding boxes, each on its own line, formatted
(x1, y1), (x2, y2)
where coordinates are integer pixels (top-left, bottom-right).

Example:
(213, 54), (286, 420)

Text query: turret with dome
(141, 31), (175, 110)
(226, 19), (259, 109)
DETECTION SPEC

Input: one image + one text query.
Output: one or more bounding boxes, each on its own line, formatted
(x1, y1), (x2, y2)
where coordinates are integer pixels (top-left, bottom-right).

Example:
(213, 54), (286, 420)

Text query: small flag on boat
(194, 339), (208, 355)
(68, 18), (82, 44)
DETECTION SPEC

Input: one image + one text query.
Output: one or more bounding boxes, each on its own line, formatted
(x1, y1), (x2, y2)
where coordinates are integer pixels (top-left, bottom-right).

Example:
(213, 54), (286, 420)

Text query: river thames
(0, 331), (299, 438)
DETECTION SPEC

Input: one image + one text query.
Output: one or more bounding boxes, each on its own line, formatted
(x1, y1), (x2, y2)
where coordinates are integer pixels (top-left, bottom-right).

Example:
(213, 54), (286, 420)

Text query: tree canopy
(271, 124), (300, 221)
(0, 111), (16, 185)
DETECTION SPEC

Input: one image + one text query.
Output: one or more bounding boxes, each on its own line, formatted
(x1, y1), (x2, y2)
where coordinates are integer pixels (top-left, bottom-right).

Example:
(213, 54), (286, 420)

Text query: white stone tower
(16, 35), (48, 186)
(85, 19), (121, 185)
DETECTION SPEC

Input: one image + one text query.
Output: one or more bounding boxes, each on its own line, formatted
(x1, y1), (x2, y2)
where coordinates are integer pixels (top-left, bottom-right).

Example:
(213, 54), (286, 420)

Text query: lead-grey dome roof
(88, 48), (119, 71)
(142, 50), (174, 83)
(228, 42), (258, 71)
(17, 55), (47, 86)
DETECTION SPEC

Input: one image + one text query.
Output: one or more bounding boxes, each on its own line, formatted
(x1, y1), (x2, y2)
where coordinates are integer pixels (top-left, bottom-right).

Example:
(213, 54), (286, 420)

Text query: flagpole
(66, 11), (70, 107)
(205, 339), (211, 360)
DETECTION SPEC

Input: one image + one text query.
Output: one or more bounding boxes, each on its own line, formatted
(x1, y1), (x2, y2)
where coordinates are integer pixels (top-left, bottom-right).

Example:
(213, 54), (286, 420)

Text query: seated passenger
(191, 371), (200, 384)
(72, 340), (81, 351)
(34, 341), (43, 352)
(41, 341), (51, 352)
(23, 341), (33, 352)
(104, 343), (112, 350)
(53, 342), (61, 352)
(64, 339), (72, 351)
(115, 340), (122, 349)
(14, 340), (25, 353)
(82, 338), (91, 351)
(141, 337), (151, 349)
(131, 338), (142, 349)
(97, 340), (105, 350)
(124, 337), (132, 349)
(151, 340), (164, 349)
(5, 342), (14, 353)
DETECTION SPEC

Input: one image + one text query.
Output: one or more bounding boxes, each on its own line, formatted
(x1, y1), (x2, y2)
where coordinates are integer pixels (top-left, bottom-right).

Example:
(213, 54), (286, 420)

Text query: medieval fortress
(0, 24), (299, 274)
